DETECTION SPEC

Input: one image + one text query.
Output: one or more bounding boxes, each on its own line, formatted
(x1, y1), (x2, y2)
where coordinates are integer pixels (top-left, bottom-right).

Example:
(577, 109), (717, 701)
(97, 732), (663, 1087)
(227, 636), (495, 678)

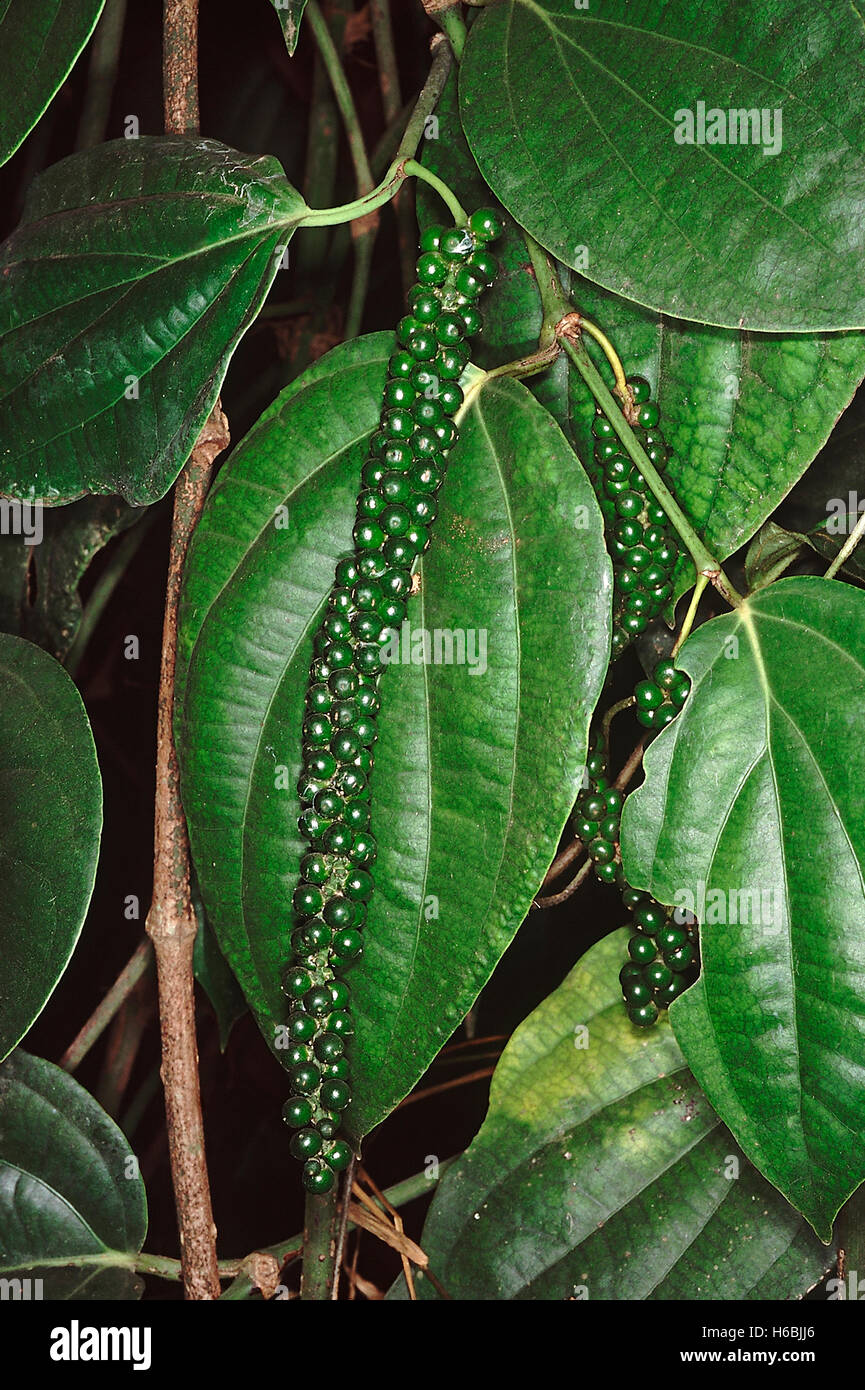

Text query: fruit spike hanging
(585, 376), (681, 658)
(280, 209), (503, 1194)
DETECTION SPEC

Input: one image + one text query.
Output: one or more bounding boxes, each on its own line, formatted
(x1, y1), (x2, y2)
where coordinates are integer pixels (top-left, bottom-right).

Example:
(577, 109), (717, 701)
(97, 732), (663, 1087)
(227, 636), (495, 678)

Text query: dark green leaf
(620, 577), (865, 1239)
(177, 335), (611, 1141)
(421, 71), (865, 591)
(461, 0), (865, 331)
(406, 932), (833, 1301)
(0, 634), (102, 1061)
(0, 1050), (146, 1299)
(268, 0), (307, 55)
(0, 1), (105, 167)
(0, 137), (305, 505)
(0, 496), (144, 659)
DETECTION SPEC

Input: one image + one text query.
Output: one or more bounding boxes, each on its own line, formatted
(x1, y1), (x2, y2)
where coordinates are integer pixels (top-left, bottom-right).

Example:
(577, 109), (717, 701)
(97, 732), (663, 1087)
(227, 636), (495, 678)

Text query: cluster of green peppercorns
(634, 658), (691, 729)
(281, 209), (503, 1193)
(619, 892), (700, 1027)
(570, 735), (625, 887)
(569, 669), (698, 1027)
(585, 376), (681, 657)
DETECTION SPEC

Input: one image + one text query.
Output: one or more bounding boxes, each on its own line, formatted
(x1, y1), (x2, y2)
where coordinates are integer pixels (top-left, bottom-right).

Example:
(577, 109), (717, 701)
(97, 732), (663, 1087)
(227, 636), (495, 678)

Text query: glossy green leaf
(0, 137), (305, 505)
(620, 577), (865, 1239)
(461, 0), (865, 331)
(0, 1), (105, 167)
(421, 70), (865, 593)
(177, 334), (611, 1141)
(405, 931), (832, 1301)
(0, 496), (143, 659)
(0, 1050), (146, 1299)
(0, 634), (102, 1061)
(268, 0), (307, 55)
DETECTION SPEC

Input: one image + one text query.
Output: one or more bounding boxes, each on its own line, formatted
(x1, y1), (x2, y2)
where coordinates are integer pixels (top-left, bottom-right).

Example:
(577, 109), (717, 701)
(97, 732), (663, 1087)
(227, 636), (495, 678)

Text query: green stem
(293, 2), (347, 277)
(673, 572), (709, 655)
(300, 1189), (339, 1300)
(18, 1158), (458, 1295)
(560, 333), (742, 605)
(522, 233), (742, 606)
(370, 0), (415, 295)
(305, 0), (374, 194)
(439, 5), (467, 59)
(824, 506), (865, 581)
(299, 38), (456, 228)
(305, 0), (377, 337)
(403, 159), (467, 222)
(523, 230), (570, 338)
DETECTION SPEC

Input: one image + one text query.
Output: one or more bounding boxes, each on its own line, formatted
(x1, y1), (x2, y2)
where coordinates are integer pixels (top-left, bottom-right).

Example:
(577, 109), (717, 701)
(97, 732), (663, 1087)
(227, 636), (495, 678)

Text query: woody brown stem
(144, 0), (225, 1301)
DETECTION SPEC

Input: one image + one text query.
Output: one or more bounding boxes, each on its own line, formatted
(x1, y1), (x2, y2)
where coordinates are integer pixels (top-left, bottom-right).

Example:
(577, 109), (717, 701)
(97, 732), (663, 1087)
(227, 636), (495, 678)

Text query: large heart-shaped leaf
(620, 576), (865, 1239)
(460, 0), (865, 331)
(0, 1), (105, 167)
(0, 136), (306, 505)
(421, 72), (865, 595)
(0, 634), (102, 1061)
(177, 334), (611, 1141)
(403, 931), (833, 1301)
(0, 1050), (146, 1299)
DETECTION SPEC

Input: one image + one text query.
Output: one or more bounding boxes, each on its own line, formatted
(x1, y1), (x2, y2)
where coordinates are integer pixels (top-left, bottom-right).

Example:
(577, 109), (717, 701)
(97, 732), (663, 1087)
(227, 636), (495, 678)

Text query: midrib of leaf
(520, 3), (834, 263)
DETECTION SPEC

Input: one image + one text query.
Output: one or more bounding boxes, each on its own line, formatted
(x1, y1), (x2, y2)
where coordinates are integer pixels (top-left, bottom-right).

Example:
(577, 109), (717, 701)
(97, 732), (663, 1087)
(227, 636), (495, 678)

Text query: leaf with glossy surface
(461, 0), (865, 331)
(268, 0), (307, 55)
(177, 335), (611, 1140)
(420, 73), (865, 588)
(404, 931), (832, 1300)
(0, 1), (105, 167)
(620, 577), (865, 1239)
(0, 1050), (146, 1298)
(0, 634), (102, 1061)
(0, 136), (305, 504)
